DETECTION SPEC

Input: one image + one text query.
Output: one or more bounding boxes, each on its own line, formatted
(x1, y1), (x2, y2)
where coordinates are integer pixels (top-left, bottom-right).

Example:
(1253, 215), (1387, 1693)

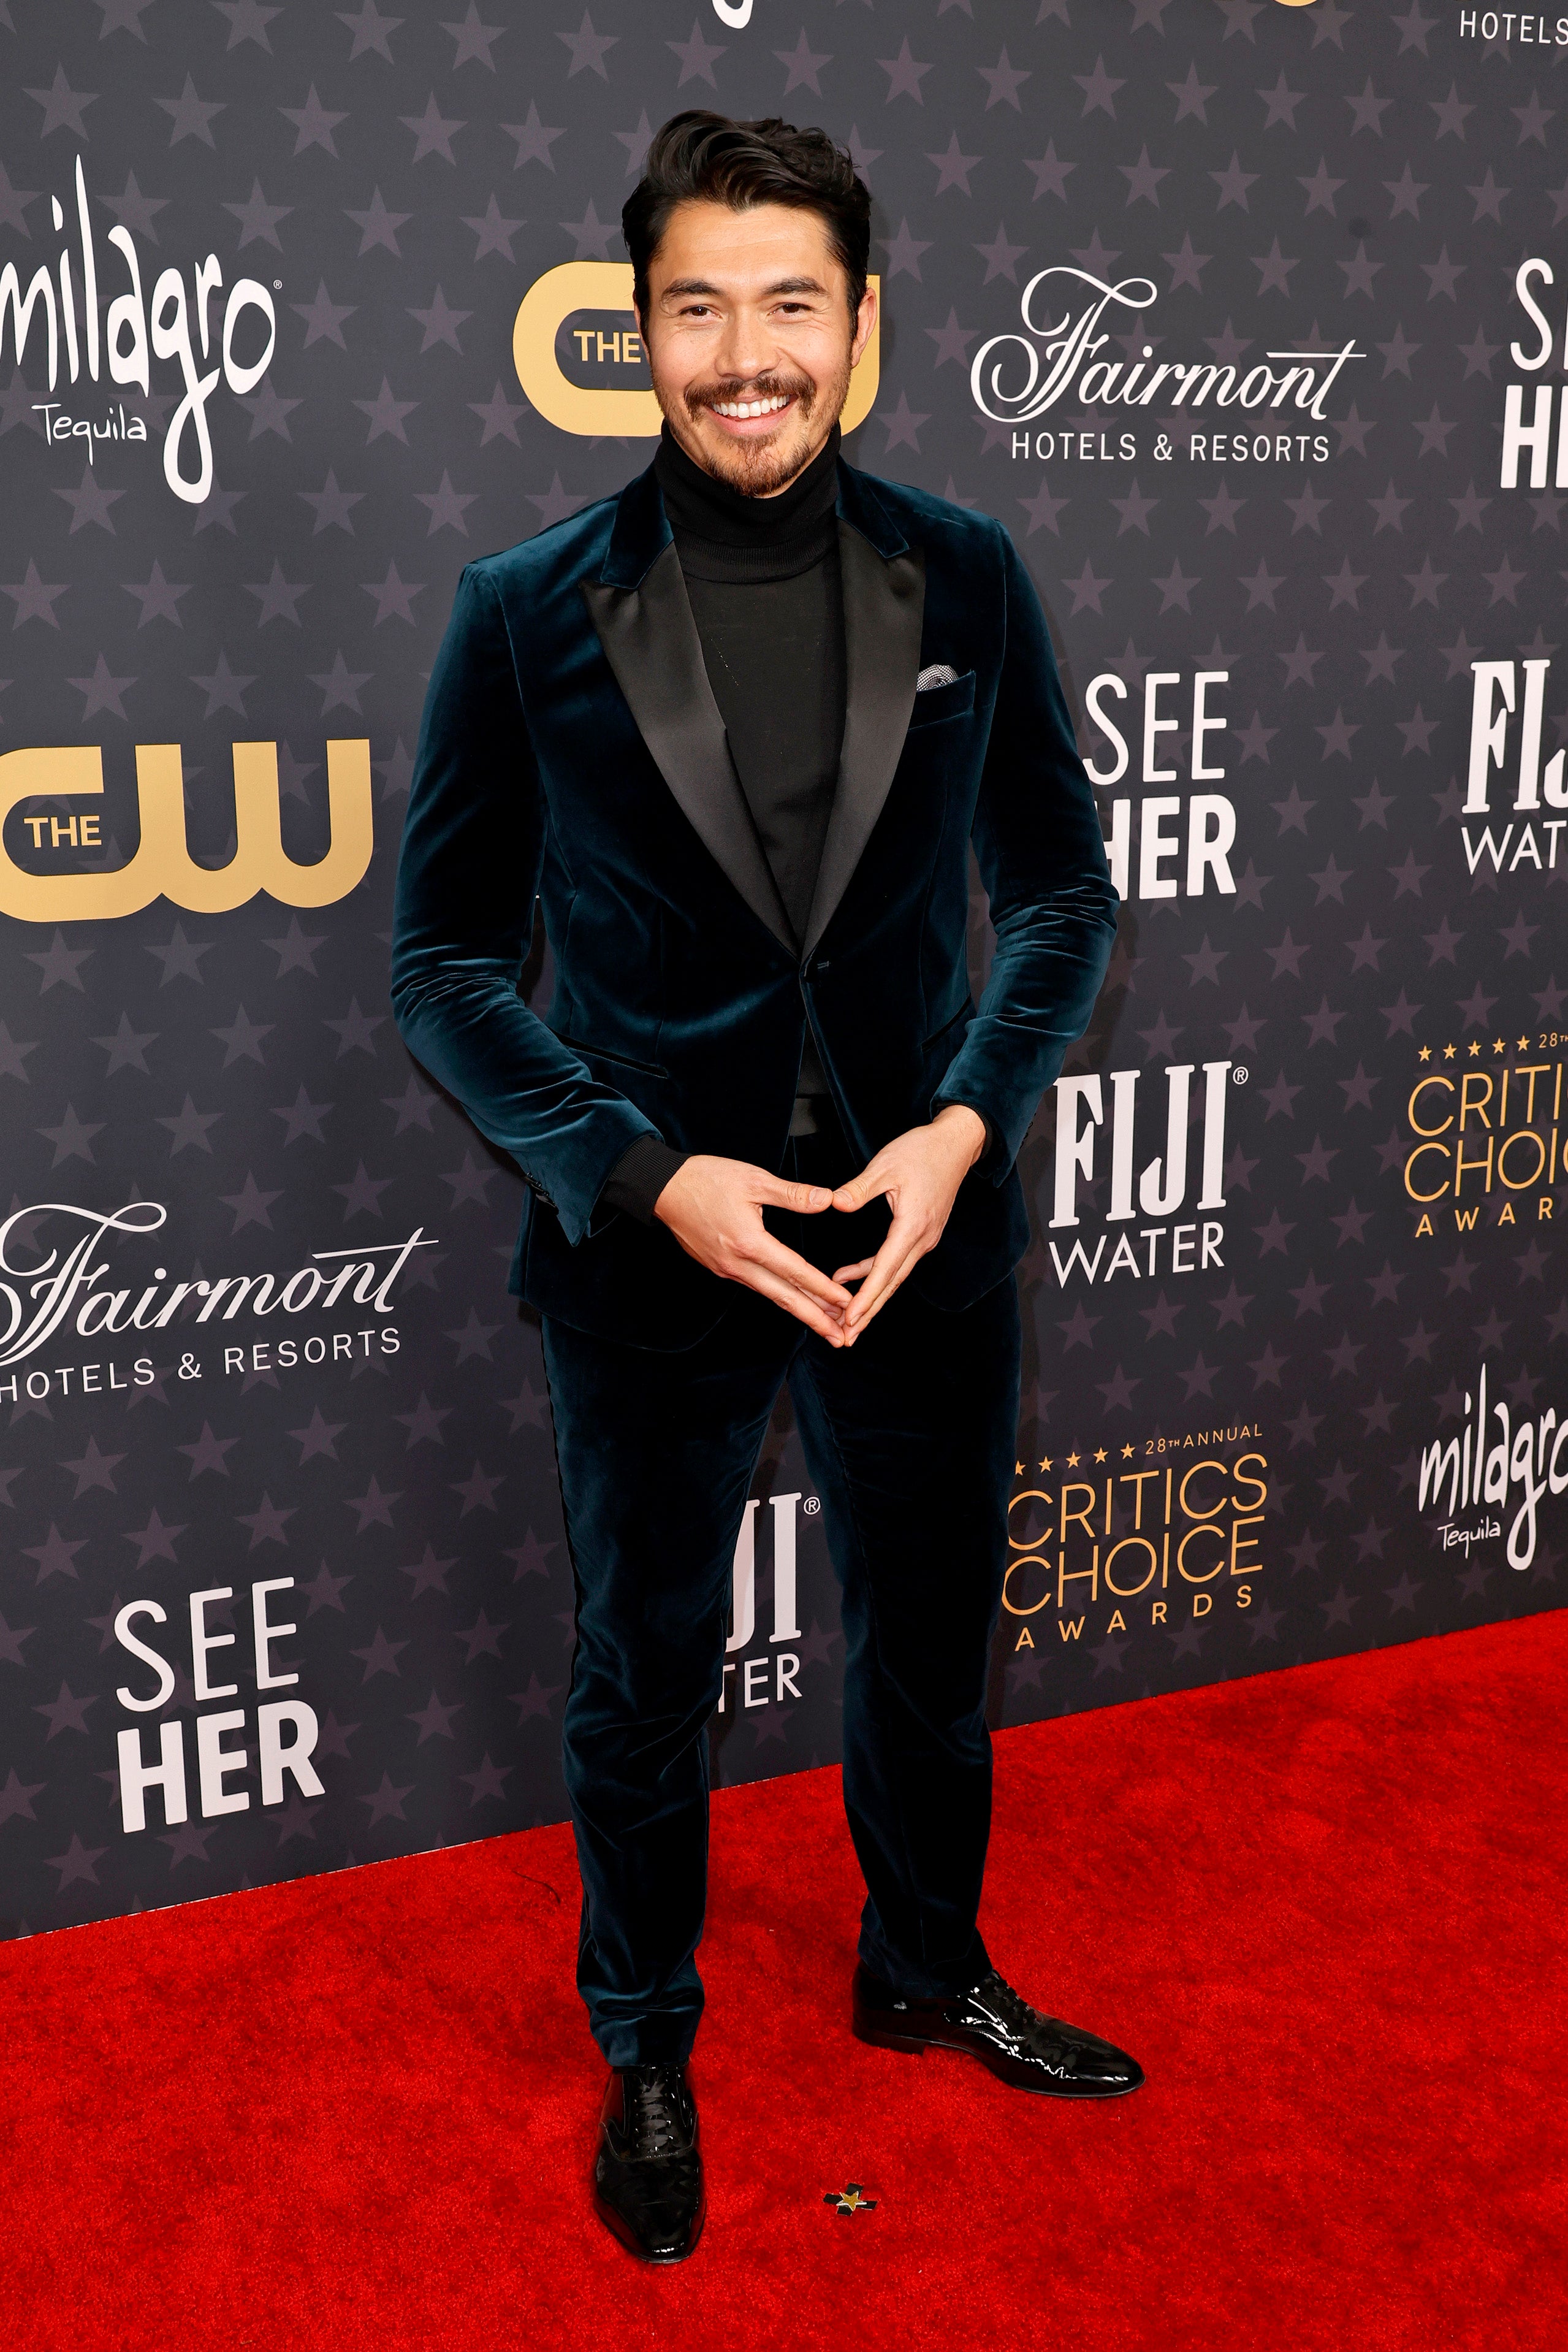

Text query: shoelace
(969, 1971), (1071, 2056)
(621, 2065), (695, 2162)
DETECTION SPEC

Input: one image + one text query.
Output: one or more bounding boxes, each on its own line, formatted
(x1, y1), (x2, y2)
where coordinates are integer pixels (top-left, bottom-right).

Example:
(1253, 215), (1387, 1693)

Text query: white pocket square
(916, 663), (960, 690)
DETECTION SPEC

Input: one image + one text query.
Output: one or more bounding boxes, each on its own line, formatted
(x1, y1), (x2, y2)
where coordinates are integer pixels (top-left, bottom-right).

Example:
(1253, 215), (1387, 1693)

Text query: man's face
(637, 199), (876, 497)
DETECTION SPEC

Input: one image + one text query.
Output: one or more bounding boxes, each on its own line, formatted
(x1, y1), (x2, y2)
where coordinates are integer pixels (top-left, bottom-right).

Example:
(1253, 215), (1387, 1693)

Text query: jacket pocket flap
(907, 668), (976, 728)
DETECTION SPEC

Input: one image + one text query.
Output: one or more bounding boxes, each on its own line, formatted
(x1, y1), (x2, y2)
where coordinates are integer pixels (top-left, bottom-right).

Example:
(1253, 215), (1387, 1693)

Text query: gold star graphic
(1094, 1446), (1108, 1464)
(1039, 1456), (1052, 1472)
(1418, 1045), (1432, 1063)
(824, 2182), (878, 2216)
(1518, 1035), (1531, 1050)
(1467, 1040), (1481, 1058)
(1121, 1444), (1134, 1459)
(1443, 1043), (1456, 1060)
(1066, 1450), (1081, 1468)
(1493, 1037), (1506, 1055)
(1014, 1460), (1024, 1478)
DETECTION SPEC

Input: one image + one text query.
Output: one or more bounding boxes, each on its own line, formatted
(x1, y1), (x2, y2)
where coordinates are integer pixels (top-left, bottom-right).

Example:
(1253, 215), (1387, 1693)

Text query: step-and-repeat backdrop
(2, 1), (1562, 1934)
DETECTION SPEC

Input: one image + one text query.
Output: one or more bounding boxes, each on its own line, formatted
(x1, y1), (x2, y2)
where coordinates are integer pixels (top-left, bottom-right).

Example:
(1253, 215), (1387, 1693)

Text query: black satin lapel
(581, 545), (795, 953)
(802, 524), (926, 962)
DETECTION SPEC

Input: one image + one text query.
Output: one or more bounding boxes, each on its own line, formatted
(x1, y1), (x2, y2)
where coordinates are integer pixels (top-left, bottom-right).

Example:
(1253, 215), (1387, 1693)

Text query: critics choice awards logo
(1396, 1036), (1563, 1239)
(1005, 1440), (1269, 1656)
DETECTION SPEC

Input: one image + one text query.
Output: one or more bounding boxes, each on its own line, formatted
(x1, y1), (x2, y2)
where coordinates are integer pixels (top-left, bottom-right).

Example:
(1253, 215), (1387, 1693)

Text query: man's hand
(653, 1155), (855, 1344)
(828, 1104), (988, 1342)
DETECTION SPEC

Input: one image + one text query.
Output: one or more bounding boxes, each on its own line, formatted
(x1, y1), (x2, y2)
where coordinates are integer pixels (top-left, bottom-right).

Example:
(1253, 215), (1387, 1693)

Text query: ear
(850, 281), (877, 370)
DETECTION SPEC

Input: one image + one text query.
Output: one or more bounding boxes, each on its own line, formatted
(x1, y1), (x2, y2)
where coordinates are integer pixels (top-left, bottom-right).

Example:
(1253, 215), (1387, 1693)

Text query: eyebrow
(659, 275), (830, 300)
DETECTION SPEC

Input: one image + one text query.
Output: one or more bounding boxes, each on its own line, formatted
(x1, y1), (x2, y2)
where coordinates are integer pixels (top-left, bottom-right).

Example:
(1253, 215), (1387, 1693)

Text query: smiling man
(391, 112), (1137, 2267)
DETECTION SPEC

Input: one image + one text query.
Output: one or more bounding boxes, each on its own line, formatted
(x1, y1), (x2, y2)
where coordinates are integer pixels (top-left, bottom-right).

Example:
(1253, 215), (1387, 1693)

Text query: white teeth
(714, 395), (789, 419)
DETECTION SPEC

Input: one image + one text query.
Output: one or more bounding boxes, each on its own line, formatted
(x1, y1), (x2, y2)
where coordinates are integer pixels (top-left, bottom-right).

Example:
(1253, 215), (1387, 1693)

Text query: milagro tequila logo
(1417, 1362), (1567, 1570)
(1, 153), (277, 503)
(972, 268), (1361, 464)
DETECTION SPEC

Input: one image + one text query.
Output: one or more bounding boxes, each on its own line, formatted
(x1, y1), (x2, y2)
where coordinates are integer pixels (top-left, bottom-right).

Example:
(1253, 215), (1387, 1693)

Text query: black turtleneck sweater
(659, 421), (846, 965)
(599, 426), (847, 1224)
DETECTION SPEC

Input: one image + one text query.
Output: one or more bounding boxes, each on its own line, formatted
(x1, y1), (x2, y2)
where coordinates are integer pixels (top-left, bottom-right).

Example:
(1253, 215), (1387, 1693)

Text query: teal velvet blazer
(390, 454), (1119, 1350)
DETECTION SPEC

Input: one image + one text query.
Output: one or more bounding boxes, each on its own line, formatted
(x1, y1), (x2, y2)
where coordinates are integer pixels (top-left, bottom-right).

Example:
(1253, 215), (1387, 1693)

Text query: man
(391, 111), (1140, 2267)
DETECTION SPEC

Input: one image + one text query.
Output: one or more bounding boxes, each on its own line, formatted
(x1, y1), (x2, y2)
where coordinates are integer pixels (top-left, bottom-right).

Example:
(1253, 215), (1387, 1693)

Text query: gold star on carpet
(824, 2182), (878, 2216)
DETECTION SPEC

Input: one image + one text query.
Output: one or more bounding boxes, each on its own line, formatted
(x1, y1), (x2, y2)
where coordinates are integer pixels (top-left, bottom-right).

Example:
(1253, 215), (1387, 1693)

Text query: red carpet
(5, 1613), (1566, 2351)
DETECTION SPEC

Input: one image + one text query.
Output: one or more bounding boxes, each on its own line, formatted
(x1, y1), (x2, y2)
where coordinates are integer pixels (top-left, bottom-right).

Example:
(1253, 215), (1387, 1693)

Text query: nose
(712, 304), (778, 388)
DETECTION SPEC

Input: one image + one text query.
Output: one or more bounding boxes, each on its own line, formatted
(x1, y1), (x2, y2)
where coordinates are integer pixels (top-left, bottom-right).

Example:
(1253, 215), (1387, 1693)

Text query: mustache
(683, 369), (816, 419)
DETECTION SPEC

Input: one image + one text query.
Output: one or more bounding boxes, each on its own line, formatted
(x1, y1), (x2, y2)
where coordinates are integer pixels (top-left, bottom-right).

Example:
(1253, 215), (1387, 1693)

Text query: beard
(660, 354), (852, 497)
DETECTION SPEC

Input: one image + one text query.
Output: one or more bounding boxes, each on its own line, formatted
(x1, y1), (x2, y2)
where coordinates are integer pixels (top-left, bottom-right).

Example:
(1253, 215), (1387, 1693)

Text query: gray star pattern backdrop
(1, 0), (1564, 1935)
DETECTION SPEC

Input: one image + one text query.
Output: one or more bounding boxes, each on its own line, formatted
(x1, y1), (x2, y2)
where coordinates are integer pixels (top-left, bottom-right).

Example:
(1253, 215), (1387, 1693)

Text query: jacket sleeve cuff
(932, 1094), (999, 1175)
(597, 1133), (690, 1226)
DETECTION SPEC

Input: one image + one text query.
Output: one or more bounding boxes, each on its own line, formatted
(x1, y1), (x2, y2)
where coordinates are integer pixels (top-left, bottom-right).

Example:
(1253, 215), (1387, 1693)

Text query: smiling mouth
(707, 393), (793, 421)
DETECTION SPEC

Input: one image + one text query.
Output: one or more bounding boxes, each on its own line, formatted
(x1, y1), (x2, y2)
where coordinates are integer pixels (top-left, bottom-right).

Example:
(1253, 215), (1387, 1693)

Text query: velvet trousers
(540, 1115), (1023, 2069)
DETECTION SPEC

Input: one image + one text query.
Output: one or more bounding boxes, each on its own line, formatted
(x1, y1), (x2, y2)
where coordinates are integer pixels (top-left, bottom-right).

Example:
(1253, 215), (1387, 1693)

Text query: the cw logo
(513, 261), (880, 438)
(0, 740), (372, 922)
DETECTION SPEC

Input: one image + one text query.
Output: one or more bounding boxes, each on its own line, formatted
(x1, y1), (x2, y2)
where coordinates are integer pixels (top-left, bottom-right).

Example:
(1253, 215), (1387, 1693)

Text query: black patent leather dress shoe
(592, 2062), (705, 2264)
(852, 1961), (1144, 2098)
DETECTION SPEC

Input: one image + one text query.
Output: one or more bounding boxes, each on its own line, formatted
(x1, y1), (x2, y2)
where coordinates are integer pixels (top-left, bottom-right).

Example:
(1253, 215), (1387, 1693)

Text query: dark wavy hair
(623, 111), (871, 325)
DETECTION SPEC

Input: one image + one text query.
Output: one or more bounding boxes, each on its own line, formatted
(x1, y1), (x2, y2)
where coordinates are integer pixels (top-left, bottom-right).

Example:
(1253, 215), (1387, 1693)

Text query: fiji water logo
(1047, 1061), (1236, 1288)
(2, 155), (276, 504)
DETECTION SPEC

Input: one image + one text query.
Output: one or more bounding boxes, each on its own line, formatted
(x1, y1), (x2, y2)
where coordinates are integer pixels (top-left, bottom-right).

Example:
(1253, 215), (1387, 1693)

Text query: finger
(730, 1258), (851, 1345)
(843, 1252), (919, 1339)
(830, 1162), (891, 1213)
(842, 1226), (927, 1338)
(752, 1170), (835, 1213)
(831, 1257), (876, 1285)
(740, 1232), (855, 1313)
